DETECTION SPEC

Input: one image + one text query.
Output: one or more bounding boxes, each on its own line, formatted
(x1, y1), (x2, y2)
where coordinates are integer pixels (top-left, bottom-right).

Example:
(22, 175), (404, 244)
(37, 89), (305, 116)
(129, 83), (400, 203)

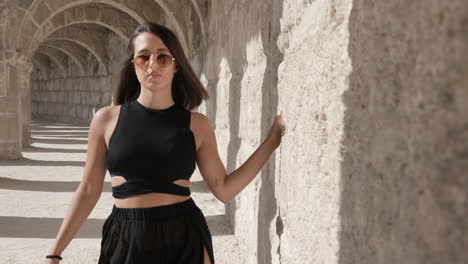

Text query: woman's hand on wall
(266, 111), (286, 149)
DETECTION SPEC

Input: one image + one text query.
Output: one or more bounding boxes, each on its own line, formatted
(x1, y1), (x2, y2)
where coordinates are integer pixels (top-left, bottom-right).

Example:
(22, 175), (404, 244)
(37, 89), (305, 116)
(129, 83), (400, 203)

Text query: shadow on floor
(0, 214), (232, 238)
(22, 145), (87, 154)
(0, 177), (210, 194)
(31, 137), (89, 145)
(0, 158), (85, 167)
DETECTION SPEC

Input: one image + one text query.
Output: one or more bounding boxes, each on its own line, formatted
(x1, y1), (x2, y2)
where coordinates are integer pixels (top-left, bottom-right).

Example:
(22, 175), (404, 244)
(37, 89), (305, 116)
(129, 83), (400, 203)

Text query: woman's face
(132, 32), (177, 89)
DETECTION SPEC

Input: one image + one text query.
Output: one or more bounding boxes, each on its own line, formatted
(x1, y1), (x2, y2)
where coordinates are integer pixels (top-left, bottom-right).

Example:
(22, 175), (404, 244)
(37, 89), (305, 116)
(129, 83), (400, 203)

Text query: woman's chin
(146, 78), (162, 84)
(143, 81), (169, 90)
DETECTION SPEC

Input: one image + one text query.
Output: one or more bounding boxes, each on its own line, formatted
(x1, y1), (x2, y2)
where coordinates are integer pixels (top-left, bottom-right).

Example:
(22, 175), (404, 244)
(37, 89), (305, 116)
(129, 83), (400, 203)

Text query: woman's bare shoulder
(190, 111), (212, 129)
(94, 105), (121, 125)
(91, 105), (122, 147)
(190, 112), (213, 151)
(89, 105), (121, 136)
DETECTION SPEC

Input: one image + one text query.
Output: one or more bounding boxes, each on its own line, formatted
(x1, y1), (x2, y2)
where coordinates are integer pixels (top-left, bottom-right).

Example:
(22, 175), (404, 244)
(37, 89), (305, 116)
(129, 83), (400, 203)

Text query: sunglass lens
(135, 55), (150, 66)
(134, 54), (173, 68)
(157, 54), (173, 67)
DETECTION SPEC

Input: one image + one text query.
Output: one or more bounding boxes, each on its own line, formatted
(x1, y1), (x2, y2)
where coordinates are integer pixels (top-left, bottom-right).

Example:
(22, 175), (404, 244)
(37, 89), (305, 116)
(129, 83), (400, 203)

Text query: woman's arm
(195, 113), (285, 203)
(46, 107), (110, 261)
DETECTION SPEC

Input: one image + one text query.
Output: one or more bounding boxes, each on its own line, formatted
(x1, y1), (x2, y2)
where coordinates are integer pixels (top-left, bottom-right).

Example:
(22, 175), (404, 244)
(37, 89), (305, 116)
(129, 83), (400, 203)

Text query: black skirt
(98, 197), (215, 264)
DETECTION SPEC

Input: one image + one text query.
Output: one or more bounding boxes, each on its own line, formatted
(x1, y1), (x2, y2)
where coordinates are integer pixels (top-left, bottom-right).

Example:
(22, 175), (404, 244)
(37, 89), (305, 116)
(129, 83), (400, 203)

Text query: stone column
(17, 54), (33, 146)
(0, 50), (22, 159)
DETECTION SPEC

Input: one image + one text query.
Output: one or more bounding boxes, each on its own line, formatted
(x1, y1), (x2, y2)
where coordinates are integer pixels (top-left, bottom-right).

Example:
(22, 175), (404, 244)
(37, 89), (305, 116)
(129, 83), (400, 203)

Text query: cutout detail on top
(110, 175), (191, 188)
(111, 176), (127, 188)
(172, 179), (192, 187)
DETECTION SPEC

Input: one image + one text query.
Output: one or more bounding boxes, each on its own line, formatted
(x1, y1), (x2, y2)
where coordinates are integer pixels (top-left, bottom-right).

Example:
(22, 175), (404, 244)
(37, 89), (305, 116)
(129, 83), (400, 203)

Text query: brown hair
(113, 22), (208, 110)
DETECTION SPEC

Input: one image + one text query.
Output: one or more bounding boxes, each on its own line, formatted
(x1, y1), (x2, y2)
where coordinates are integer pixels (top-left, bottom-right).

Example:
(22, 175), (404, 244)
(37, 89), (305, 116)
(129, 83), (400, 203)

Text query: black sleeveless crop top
(106, 99), (196, 198)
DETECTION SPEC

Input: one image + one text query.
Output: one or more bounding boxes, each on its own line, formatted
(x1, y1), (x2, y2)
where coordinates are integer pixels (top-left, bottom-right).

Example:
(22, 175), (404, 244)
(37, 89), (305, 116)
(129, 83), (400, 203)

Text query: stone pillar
(0, 50), (22, 159)
(17, 54), (33, 146)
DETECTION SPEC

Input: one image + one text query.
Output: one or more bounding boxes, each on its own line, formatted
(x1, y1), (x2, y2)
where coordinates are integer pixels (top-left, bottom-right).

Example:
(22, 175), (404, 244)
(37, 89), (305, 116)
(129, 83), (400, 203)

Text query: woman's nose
(148, 56), (156, 67)
(146, 56), (159, 73)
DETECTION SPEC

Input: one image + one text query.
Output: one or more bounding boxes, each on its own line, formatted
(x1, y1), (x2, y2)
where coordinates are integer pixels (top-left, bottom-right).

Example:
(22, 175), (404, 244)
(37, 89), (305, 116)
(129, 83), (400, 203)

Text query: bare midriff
(111, 177), (192, 208)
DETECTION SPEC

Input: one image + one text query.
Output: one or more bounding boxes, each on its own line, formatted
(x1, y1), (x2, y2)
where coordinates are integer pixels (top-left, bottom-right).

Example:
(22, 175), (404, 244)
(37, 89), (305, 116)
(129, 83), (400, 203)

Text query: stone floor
(0, 119), (243, 264)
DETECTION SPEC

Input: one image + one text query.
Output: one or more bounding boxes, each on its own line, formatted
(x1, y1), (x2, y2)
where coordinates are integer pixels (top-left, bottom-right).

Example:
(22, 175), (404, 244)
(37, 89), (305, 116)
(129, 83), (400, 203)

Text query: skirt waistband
(110, 197), (198, 221)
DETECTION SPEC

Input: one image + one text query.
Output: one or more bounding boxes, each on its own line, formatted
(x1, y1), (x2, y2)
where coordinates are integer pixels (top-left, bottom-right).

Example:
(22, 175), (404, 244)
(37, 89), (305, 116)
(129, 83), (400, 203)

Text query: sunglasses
(131, 53), (176, 68)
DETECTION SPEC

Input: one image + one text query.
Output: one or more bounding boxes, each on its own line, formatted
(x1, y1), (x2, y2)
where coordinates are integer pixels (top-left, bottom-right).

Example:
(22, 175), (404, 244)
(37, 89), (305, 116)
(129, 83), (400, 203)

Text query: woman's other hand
(266, 111), (286, 149)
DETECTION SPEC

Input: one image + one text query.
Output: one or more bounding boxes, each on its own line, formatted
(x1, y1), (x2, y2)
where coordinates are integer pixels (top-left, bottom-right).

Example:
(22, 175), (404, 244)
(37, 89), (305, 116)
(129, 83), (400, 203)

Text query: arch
(48, 5), (137, 41)
(40, 42), (86, 75)
(17, 1), (143, 59)
(149, 0), (190, 54)
(48, 23), (114, 55)
(34, 49), (67, 78)
(32, 55), (49, 80)
(27, 3), (140, 59)
(50, 20), (130, 42)
(189, 0), (208, 49)
(45, 37), (107, 74)
(41, 38), (108, 75)
(17, 1), (189, 61)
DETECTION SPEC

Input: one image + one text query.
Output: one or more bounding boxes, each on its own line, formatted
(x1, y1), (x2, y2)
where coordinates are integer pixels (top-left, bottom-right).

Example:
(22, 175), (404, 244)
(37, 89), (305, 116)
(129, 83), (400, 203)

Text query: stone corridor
(1, 0), (468, 263)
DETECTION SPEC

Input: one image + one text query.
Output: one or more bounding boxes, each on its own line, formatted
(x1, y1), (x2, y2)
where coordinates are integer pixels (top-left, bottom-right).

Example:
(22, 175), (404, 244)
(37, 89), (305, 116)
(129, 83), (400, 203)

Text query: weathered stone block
(17, 0), (34, 9)
(50, 91), (57, 102)
(0, 141), (21, 159)
(75, 104), (81, 118)
(102, 92), (111, 105)
(84, 5), (100, 21)
(0, 115), (18, 141)
(21, 19), (38, 40)
(50, 11), (64, 27)
(37, 103), (44, 114)
(0, 63), (6, 93)
(81, 105), (88, 119)
(31, 102), (37, 113)
(7, 64), (17, 96)
(73, 92), (80, 104)
(0, 96), (17, 112)
(94, 76), (106, 92)
(31, 1), (51, 25)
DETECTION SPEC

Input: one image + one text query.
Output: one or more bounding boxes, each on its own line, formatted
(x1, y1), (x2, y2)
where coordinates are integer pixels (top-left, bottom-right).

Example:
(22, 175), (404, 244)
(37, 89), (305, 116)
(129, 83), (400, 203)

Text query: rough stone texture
(275, 1), (351, 263)
(339, 0), (468, 263)
(275, 0), (468, 263)
(0, 49), (23, 159)
(202, 1), (284, 263)
(17, 55), (33, 146)
(30, 75), (111, 124)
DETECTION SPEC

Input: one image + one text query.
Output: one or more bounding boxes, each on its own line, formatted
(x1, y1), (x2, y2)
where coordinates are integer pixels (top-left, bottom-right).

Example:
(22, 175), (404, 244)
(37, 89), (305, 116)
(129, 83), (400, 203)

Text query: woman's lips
(148, 74), (161, 78)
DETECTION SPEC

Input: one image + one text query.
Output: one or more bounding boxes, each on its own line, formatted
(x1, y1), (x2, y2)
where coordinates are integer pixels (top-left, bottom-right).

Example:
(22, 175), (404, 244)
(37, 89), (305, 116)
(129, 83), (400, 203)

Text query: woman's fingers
(276, 111), (286, 136)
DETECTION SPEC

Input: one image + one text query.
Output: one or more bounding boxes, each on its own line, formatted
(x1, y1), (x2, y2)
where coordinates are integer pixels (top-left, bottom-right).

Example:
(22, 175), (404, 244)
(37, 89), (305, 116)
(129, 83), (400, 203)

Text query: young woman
(45, 22), (286, 264)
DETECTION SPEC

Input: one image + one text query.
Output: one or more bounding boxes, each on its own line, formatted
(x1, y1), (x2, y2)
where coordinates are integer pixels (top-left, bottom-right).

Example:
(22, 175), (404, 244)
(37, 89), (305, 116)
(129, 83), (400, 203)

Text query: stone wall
(201, 0), (468, 263)
(0, 1), (22, 158)
(201, 1), (284, 263)
(275, 0), (352, 262)
(339, 0), (468, 263)
(274, 0), (468, 263)
(31, 75), (112, 124)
